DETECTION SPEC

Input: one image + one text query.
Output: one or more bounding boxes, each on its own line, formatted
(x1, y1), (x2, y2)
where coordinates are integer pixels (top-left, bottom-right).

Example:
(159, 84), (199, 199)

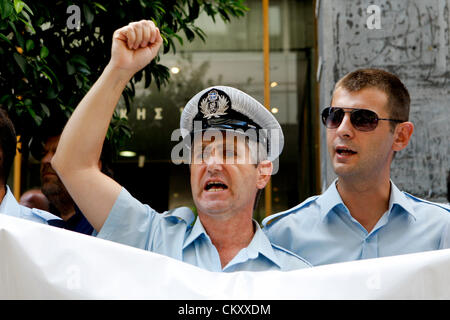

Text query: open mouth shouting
(336, 146), (357, 155)
(335, 145), (357, 160)
(204, 180), (229, 192)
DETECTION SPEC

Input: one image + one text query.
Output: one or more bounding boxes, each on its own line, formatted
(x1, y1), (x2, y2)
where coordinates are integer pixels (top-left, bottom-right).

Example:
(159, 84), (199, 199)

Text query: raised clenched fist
(109, 20), (163, 77)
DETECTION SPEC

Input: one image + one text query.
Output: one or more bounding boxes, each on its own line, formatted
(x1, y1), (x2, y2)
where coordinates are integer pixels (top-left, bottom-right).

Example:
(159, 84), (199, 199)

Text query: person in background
(31, 124), (114, 235)
(39, 134), (94, 235)
(0, 109), (60, 225)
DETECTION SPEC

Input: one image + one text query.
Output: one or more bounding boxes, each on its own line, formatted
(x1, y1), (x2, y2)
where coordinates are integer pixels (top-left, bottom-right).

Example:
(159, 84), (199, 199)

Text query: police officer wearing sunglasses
(263, 68), (450, 266)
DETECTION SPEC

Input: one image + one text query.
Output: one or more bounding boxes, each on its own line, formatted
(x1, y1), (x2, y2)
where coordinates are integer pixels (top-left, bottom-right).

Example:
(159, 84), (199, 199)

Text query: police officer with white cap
(52, 20), (310, 271)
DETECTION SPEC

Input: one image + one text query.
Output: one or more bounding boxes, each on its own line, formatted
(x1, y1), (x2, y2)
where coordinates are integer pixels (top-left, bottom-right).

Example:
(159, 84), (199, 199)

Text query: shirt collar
(183, 216), (209, 249)
(316, 179), (346, 221)
(182, 218), (282, 268)
(244, 221), (282, 268)
(316, 179), (417, 222)
(0, 185), (21, 216)
(388, 180), (417, 221)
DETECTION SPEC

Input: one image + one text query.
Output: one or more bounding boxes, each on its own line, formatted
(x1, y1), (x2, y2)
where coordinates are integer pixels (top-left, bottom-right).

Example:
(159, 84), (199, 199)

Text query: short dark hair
(31, 115), (114, 178)
(37, 137), (114, 179)
(335, 68), (410, 130)
(0, 109), (17, 184)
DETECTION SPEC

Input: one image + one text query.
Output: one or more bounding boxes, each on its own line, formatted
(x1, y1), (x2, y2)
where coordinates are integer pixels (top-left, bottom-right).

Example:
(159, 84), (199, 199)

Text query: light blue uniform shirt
(97, 187), (311, 272)
(0, 185), (60, 224)
(263, 180), (450, 266)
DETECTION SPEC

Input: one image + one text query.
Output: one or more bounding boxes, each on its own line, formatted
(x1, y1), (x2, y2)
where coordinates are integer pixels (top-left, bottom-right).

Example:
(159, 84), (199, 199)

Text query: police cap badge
(180, 86), (284, 162)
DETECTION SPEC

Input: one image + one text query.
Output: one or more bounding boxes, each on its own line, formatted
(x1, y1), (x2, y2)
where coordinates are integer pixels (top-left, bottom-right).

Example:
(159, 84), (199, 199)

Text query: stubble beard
(41, 178), (74, 210)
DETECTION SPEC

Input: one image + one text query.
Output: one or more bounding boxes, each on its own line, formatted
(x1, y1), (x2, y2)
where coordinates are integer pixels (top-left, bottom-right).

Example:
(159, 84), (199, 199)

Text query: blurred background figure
(30, 121), (114, 235)
(0, 109), (60, 225)
(40, 134), (94, 234)
(19, 188), (50, 212)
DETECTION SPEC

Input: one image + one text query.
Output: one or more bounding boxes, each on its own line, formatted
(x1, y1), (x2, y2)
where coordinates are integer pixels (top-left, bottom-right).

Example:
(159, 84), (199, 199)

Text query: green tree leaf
(14, 0), (25, 14)
(0, 0), (14, 19)
(83, 4), (94, 25)
(40, 46), (49, 59)
(92, 2), (107, 12)
(13, 52), (27, 73)
(0, 32), (12, 45)
(25, 38), (34, 51)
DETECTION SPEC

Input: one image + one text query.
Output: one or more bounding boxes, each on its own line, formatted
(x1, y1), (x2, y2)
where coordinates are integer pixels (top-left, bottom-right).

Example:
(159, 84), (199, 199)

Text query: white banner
(1, 214), (450, 299)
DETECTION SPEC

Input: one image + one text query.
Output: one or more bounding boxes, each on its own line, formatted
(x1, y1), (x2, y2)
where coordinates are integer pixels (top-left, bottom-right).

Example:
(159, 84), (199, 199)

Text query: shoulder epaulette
(31, 208), (61, 222)
(403, 192), (450, 212)
(263, 195), (319, 227)
(271, 243), (313, 267)
(163, 207), (196, 226)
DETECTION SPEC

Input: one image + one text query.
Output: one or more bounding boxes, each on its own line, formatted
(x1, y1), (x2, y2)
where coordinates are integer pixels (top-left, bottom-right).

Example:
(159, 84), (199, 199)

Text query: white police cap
(180, 86), (284, 162)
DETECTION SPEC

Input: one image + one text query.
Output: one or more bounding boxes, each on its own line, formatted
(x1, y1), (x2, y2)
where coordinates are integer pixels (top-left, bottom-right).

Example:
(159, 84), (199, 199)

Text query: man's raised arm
(52, 20), (163, 231)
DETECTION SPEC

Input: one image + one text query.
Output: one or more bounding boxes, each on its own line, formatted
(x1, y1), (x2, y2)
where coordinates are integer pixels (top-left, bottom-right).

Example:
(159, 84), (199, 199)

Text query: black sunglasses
(321, 107), (404, 132)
